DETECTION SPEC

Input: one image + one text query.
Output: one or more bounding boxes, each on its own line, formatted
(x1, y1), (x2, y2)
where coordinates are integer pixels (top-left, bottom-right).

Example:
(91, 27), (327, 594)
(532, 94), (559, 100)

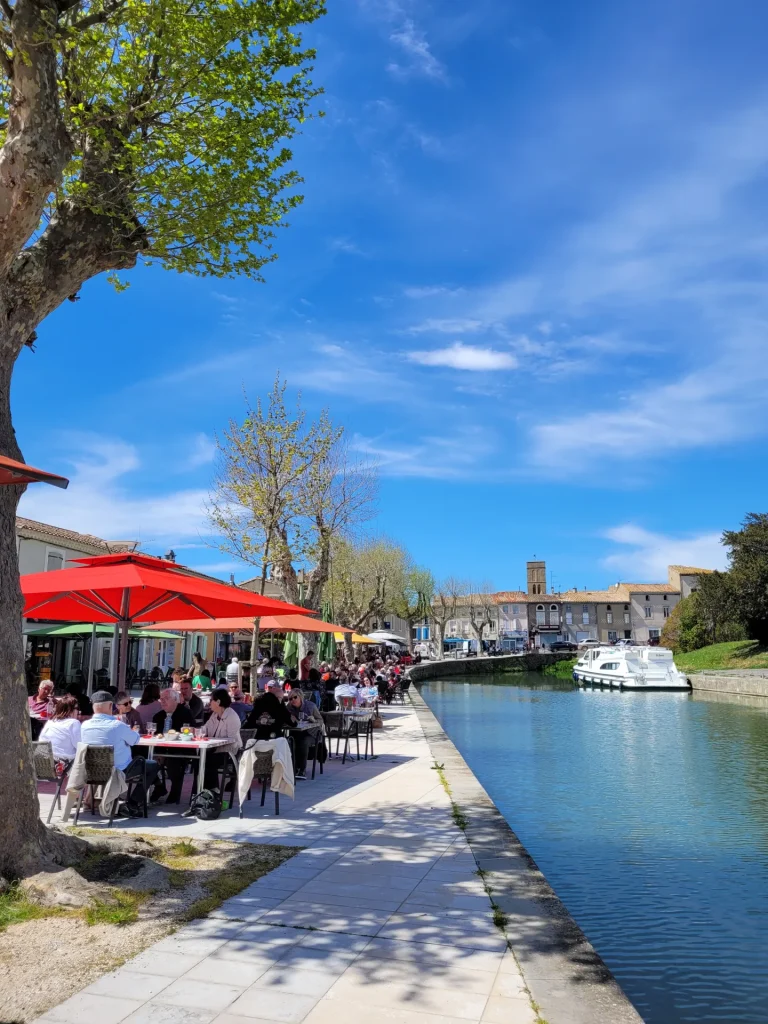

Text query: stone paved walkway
(36, 703), (539, 1024)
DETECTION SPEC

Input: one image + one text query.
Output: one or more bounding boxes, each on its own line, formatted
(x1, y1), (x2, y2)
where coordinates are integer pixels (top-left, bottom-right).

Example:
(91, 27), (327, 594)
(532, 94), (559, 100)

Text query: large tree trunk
(0, 357), (46, 878)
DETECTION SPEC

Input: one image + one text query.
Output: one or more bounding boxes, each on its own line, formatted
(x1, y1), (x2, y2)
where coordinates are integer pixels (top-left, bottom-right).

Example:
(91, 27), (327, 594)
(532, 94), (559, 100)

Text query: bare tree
(430, 577), (463, 660)
(465, 582), (497, 655)
(391, 566), (435, 653)
(208, 377), (377, 659)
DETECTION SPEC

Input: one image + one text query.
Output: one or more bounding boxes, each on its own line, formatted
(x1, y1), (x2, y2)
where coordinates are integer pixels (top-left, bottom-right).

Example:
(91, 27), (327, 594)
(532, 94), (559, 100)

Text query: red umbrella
(0, 455), (68, 489)
(152, 614), (351, 634)
(21, 552), (307, 687)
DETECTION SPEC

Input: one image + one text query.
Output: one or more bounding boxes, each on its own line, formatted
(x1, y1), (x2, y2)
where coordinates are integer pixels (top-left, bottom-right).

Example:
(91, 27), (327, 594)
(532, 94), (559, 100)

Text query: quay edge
(409, 684), (645, 1024)
(407, 652), (573, 683)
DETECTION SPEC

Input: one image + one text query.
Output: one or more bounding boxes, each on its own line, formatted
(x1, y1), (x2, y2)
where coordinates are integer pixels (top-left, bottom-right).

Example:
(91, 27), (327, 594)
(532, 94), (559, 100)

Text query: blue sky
(14, 0), (768, 588)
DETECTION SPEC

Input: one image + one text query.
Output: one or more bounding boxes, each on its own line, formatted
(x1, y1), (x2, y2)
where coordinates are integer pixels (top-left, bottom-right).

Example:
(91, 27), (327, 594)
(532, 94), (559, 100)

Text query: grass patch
(542, 658), (577, 679)
(180, 856), (293, 923)
(84, 890), (148, 927)
(491, 905), (508, 930)
(0, 885), (69, 931)
(675, 640), (768, 672)
(167, 840), (199, 859)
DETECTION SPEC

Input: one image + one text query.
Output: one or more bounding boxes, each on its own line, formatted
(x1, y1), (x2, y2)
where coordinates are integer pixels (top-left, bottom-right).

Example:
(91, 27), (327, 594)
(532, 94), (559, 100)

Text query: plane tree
(0, 0), (324, 880)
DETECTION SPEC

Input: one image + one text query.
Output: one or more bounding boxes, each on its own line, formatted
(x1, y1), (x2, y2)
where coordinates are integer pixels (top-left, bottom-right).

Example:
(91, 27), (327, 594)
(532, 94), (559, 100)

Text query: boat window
(599, 662), (618, 670)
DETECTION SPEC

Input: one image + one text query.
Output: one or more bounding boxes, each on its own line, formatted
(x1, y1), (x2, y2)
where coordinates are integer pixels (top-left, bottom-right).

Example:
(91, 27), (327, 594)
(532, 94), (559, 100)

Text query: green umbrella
(317, 600), (336, 662)
(283, 632), (299, 669)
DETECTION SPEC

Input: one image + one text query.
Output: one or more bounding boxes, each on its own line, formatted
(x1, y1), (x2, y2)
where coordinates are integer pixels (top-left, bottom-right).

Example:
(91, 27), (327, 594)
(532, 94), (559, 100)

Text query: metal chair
(347, 710), (375, 760)
(32, 741), (71, 824)
(322, 711), (349, 760)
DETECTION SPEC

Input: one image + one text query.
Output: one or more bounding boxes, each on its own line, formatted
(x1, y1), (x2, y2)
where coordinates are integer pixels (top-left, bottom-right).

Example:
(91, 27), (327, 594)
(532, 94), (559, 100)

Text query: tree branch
(0, 0), (71, 276)
(68, 0), (126, 32)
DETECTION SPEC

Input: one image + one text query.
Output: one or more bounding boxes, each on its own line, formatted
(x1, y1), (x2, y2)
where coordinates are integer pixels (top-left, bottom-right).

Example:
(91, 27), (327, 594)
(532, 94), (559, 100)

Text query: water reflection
(420, 676), (768, 1024)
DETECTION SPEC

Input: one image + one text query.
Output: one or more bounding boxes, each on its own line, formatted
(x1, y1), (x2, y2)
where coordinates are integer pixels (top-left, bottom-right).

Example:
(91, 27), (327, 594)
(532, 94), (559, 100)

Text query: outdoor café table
(134, 736), (236, 797)
(287, 720), (324, 779)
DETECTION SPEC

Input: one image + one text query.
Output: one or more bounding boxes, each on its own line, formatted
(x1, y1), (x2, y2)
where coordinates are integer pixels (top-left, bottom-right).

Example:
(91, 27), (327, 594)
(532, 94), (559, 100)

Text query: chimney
(164, 549), (176, 562)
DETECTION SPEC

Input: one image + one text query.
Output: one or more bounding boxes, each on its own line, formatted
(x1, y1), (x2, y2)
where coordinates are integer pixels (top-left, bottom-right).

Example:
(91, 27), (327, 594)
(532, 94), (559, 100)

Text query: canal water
(419, 675), (768, 1024)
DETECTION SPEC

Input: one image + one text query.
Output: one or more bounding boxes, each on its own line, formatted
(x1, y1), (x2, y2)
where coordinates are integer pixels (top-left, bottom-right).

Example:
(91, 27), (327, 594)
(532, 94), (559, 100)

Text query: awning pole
(110, 623), (119, 686)
(87, 622), (96, 695)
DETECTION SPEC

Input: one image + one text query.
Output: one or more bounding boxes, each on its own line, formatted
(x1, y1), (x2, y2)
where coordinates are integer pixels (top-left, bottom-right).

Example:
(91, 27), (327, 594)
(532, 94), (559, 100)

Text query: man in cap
(80, 690), (159, 817)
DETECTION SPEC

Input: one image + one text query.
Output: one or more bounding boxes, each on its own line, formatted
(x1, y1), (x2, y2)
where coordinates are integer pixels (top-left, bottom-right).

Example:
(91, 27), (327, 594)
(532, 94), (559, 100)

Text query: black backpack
(188, 788), (221, 820)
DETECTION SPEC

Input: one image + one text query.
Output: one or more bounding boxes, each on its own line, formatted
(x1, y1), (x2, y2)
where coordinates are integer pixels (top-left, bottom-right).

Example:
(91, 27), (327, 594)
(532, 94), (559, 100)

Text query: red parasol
(152, 613), (351, 634)
(21, 552), (307, 687)
(0, 455), (68, 489)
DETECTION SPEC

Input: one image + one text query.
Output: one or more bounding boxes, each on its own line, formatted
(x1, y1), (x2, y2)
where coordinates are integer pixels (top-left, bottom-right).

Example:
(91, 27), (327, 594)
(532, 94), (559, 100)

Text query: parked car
(550, 641), (578, 652)
(577, 638), (601, 648)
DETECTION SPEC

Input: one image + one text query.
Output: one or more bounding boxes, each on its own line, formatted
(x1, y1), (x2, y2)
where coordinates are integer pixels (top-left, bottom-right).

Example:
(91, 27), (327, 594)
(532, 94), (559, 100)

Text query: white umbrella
(367, 630), (408, 645)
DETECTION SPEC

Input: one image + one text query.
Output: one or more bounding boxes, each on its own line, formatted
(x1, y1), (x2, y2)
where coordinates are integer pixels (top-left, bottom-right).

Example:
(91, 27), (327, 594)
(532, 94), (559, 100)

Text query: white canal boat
(572, 645), (690, 691)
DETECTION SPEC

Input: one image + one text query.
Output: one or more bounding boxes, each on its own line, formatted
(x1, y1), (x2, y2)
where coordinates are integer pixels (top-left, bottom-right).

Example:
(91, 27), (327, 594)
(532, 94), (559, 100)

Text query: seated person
(80, 690), (159, 817)
(151, 688), (195, 804)
(28, 680), (54, 718)
(178, 677), (205, 726)
(228, 682), (251, 723)
(202, 689), (242, 790)
(264, 677), (284, 701)
(66, 682), (93, 717)
(40, 695), (82, 760)
(115, 691), (142, 730)
(244, 690), (293, 740)
(136, 682), (162, 728)
(334, 676), (360, 708)
(286, 689), (323, 780)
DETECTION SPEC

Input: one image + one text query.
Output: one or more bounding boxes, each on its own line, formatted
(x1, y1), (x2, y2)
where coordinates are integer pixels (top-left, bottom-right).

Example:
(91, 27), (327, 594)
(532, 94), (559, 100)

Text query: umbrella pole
(87, 622), (96, 696)
(110, 623), (119, 687)
(117, 587), (131, 690)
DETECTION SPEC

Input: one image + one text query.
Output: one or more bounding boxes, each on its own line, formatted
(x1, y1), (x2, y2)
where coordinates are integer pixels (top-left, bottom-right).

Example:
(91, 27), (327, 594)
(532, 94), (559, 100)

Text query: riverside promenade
(36, 699), (642, 1024)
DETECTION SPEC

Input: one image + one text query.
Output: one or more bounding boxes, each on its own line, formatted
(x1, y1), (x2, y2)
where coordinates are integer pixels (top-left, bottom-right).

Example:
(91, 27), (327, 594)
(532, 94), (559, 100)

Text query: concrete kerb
(408, 686), (645, 1024)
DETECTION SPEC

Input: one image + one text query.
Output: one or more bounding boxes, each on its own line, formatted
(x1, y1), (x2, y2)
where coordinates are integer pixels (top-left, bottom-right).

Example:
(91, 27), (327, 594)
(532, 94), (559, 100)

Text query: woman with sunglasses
(115, 691), (142, 730)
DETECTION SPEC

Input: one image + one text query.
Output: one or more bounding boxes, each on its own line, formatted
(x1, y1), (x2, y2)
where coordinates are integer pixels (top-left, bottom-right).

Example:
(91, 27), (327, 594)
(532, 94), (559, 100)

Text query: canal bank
(689, 669), (768, 698)
(409, 653), (573, 683)
(409, 686), (643, 1024)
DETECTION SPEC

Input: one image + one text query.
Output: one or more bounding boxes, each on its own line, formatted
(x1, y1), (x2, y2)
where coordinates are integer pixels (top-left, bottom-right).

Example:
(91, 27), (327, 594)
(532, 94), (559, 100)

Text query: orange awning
(0, 455), (68, 489)
(152, 613), (352, 634)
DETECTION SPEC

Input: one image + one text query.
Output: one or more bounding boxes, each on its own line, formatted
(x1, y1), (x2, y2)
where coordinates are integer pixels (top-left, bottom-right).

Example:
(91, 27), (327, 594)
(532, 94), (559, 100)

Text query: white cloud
(352, 426), (495, 479)
(408, 318), (485, 334)
(404, 285), (465, 299)
(329, 236), (365, 255)
(407, 342), (517, 371)
(602, 524), (727, 581)
(186, 433), (216, 470)
(19, 436), (209, 545)
(529, 326), (768, 472)
(387, 19), (447, 81)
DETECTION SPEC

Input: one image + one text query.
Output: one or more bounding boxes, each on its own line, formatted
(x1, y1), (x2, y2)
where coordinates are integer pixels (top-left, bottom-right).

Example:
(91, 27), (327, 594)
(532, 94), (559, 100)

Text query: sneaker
(125, 803), (144, 818)
(295, 772), (307, 780)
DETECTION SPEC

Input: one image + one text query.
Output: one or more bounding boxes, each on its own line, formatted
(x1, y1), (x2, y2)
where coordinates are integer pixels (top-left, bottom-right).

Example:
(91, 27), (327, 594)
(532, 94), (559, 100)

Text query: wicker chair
(238, 743), (280, 816)
(73, 745), (116, 825)
(32, 741), (71, 824)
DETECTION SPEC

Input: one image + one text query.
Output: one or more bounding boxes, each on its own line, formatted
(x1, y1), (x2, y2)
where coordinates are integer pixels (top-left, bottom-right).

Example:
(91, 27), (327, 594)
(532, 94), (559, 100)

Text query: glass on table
(193, 727), (204, 740)
(145, 722), (157, 737)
